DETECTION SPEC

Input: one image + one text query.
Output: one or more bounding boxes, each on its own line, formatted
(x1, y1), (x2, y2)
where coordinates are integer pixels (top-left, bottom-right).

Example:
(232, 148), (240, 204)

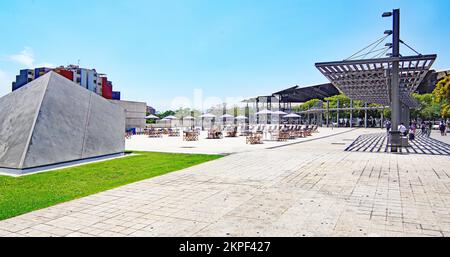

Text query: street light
(383, 9), (401, 152)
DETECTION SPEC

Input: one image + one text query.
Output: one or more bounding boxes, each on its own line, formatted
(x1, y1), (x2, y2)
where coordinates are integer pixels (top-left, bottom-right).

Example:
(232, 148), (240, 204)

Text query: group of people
(384, 119), (449, 140)
(439, 120), (449, 136)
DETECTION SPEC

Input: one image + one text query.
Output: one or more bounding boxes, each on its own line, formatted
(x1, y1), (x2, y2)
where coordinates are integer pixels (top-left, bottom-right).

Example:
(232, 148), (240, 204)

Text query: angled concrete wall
(109, 100), (146, 129)
(0, 75), (50, 169)
(0, 72), (126, 170)
(81, 92), (126, 159)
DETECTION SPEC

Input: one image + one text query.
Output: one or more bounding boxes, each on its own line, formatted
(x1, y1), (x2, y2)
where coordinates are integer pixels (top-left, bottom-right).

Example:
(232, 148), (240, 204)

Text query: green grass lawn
(0, 152), (222, 221)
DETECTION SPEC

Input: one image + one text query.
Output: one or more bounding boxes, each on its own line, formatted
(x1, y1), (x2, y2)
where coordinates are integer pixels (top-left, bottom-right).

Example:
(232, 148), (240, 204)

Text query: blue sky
(1, 0), (449, 111)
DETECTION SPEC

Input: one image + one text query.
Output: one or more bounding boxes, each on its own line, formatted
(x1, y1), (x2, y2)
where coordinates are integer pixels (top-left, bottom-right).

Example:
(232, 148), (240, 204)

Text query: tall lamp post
(383, 8), (401, 152)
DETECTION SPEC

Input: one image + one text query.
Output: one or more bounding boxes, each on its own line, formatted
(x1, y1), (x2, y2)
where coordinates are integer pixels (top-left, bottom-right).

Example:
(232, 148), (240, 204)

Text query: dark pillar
(326, 100), (330, 127)
(256, 98), (260, 124)
(350, 100), (353, 128)
(390, 9), (401, 152)
(337, 99), (340, 128)
(191, 111), (195, 129)
(364, 102), (368, 128)
(245, 103), (250, 129)
(223, 103), (227, 125)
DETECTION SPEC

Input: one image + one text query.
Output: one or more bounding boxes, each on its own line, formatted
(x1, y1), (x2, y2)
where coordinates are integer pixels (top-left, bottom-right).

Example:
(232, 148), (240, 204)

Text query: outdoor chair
(226, 127), (238, 137)
(278, 131), (290, 141)
(148, 129), (162, 138)
(207, 129), (223, 139)
(312, 125), (319, 133)
(294, 127), (305, 138)
(183, 131), (199, 141)
(246, 132), (263, 144)
(303, 126), (312, 136)
(226, 130), (237, 137)
(169, 129), (180, 137)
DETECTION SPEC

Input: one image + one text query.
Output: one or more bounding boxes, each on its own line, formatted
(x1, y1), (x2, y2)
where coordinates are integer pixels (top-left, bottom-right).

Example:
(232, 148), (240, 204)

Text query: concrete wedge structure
(0, 72), (125, 174)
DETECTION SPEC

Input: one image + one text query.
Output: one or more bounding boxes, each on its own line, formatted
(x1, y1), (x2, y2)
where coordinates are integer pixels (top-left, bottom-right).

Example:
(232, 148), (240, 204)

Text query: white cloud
(9, 47), (34, 68)
(8, 47), (55, 68)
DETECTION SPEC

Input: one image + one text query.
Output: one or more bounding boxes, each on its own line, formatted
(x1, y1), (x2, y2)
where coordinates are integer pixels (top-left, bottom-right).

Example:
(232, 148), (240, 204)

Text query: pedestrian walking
(440, 121), (446, 136)
(421, 121), (426, 135)
(409, 123), (416, 140)
(385, 120), (391, 134)
(427, 122), (432, 137)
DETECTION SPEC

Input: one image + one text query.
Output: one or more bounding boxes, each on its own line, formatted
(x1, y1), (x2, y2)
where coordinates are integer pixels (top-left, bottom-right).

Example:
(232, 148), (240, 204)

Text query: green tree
(156, 110), (176, 119)
(432, 75), (450, 118)
(293, 99), (322, 111)
(323, 94), (364, 120)
(383, 108), (391, 119)
(411, 93), (441, 120)
(174, 108), (202, 118)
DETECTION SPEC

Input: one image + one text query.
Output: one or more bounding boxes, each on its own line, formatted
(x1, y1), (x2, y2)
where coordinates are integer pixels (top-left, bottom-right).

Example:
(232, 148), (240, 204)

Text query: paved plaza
(1, 128), (450, 237)
(124, 127), (354, 155)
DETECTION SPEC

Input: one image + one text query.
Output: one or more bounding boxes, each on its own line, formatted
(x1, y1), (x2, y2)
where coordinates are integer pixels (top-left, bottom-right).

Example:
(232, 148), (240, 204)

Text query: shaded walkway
(345, 132), (450, 155)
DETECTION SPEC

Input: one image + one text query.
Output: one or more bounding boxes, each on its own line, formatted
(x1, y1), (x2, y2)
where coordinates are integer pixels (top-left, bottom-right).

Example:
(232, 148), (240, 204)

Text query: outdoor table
(246, 132), (263, 144)
(207, 130), (223, 139)
(148, 130), (162, 138)
(169, 129), (180, 137)
(183, 131), (198, 141)
(226, 131), (237, 137)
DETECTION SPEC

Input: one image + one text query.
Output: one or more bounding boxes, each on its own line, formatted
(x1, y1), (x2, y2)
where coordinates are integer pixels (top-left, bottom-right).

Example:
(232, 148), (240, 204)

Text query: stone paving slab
(1, 128), (450, 237)
(345, 131), (450, 155)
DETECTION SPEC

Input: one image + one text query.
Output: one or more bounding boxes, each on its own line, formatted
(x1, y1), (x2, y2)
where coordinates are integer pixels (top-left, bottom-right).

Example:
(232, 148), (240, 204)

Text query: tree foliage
(293, 99), (322, 111)
(432, 75), (450, 118)
(324, 94), (353, 108)
(411, 93), (441, 120)
(174, 108), (202, 117)
(156, 110), (176, 119)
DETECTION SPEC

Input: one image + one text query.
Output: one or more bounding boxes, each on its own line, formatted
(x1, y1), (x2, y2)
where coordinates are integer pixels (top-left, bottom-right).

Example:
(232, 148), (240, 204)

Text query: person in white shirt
(398, 123), (407, 136)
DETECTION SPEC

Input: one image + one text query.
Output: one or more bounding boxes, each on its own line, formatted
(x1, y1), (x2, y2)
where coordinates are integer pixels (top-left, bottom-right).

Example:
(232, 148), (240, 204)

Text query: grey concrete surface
(0, 72), (126, 172)
(82, 93), (126, 159)
(23, 73), (91, 168)
(431, 130), (450, 145)
(2, 128), (450, 237)
(109, 100), (146, 129)
(0, 75), (50, 169)
(125, 128), (355, 155)
(0, 153), (125, 177)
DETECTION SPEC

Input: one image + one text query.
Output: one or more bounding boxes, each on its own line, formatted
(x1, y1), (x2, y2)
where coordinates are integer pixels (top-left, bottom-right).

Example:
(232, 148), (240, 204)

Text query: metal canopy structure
(315, 54), (436, 108)
(272, 83), (339, 103)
